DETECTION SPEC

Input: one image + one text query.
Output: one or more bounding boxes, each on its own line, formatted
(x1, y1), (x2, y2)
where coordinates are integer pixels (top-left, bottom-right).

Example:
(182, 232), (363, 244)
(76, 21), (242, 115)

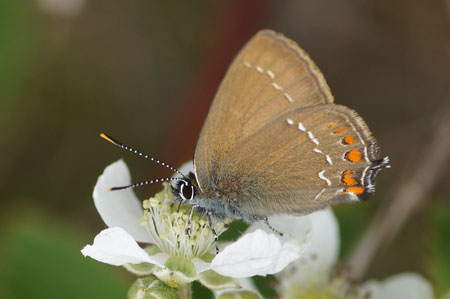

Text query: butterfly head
(172, 172), (203, 206)
(173, 177), (195, 202)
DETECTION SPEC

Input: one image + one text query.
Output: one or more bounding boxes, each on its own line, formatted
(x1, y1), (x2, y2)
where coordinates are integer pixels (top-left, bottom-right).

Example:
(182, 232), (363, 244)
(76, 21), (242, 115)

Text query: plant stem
(178, 283), (192, 299)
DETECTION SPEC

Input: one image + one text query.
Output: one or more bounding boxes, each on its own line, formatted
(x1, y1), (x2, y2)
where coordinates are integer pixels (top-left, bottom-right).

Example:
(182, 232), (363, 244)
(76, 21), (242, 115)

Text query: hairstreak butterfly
(101, 29), (389, 251)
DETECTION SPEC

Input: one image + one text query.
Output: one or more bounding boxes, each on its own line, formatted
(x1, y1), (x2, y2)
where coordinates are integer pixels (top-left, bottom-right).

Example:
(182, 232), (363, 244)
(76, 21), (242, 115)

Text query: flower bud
(153, 256), (197, 288)
(128, 276), (177, 299)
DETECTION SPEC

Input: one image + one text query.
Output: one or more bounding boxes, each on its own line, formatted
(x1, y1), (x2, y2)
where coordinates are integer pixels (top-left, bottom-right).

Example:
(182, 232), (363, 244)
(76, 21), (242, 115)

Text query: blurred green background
(0, 0), (449, 298)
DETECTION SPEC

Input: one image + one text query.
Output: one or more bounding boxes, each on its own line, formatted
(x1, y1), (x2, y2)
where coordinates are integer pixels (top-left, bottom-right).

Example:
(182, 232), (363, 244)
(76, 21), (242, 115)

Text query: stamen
(140, 183), (229, 258)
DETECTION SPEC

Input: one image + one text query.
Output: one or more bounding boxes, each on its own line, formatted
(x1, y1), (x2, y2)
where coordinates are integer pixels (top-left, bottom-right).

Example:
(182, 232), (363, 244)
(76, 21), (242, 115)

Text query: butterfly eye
(180, 182), (194, 201)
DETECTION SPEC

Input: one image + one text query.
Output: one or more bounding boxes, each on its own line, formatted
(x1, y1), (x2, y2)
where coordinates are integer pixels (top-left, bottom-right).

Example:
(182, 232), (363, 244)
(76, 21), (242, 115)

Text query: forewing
(195, 30), (334, 191)
(202, 104), (385, 217)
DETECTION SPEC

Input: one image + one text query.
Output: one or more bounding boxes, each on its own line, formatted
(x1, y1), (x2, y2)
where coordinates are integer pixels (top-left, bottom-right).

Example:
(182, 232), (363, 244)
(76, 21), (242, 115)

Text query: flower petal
(93, 159), (151, 243)
(360, 273), (434, 299)
(210, 229), (281, 277)
(211, 214), (310, 278)
(263, 214), (311, 273)
(192, 257), (213, 273)
(176, 161), (194, 177)
(280, 208), (339, 285)
(304, 208), (339, 269)
(81, 227), (165, 267)
(276, 208), (339, 288)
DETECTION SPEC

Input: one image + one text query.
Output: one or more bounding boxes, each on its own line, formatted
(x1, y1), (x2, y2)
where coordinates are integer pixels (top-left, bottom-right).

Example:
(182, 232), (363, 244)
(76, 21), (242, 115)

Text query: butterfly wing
(195, 30), (333, 188)
(194, 30), (387, 217)
(216, 104), (386, 216)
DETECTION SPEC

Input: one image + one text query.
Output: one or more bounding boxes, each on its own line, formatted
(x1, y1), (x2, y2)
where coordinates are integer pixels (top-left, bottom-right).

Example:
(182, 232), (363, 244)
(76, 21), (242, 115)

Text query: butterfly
(102, 29), (389, 251)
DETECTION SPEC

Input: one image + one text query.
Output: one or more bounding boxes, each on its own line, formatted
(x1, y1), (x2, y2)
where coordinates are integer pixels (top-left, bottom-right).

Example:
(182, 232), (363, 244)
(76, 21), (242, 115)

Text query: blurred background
(0, 0), (449, 298)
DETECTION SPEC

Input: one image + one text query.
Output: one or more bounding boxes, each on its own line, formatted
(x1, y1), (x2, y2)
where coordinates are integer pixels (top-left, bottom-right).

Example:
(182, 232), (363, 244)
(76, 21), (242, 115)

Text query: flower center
(140, 183), (230, 258)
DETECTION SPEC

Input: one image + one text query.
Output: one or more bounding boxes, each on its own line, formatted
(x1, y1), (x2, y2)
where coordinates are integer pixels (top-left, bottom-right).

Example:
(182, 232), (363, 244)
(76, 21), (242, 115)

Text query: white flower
(277, 208), (435, 299)
(81, 160), (312, 283)
(361, 273), (435, 299)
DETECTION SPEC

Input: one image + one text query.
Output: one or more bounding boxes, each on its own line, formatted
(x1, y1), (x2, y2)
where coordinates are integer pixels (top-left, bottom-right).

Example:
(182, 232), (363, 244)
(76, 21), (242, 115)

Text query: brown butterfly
(102, 29), (389, 250)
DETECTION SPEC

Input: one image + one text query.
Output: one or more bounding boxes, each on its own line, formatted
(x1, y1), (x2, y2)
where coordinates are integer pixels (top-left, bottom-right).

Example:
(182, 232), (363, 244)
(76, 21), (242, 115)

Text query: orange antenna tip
(107, 188), (112, 192)
(99, 133), (116, 145)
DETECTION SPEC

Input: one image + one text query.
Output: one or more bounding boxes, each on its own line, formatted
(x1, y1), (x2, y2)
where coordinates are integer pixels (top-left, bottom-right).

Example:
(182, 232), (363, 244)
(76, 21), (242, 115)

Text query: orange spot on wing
(334, 127), (346, 134)
(328, 122), (337, 128)
(342, 170), (358, 186)
(345, 187), (365, 195)
(346, 149), (362, 162)
(343, 136), (355, 145)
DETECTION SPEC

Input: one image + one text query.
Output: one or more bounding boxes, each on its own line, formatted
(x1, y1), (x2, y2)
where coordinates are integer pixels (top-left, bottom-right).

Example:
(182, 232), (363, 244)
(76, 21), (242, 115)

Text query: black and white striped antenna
(100, 133), (188, 191)
(100, 133), (184, 176)
(108, 177), (183, 191)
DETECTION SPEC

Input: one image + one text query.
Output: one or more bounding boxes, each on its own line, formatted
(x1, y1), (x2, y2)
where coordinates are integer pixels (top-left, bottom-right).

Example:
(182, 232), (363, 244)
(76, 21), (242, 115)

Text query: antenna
(100, 133), (185, 177)
(108, 177), (184, 191)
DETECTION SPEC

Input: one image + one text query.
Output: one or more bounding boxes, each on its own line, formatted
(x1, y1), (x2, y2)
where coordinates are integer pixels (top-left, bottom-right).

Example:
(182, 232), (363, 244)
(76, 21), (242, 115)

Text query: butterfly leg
(170, 200), (183, 211)
(186, 204), (198, 238)
(176, 200), (183, 212)
(254, 215), (283, 237)
(206, 211), (220, 254)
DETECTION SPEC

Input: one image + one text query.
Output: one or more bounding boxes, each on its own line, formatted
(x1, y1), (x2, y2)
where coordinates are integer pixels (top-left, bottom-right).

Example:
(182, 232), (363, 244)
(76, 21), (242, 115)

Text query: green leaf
(198, 270), (241, 290)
